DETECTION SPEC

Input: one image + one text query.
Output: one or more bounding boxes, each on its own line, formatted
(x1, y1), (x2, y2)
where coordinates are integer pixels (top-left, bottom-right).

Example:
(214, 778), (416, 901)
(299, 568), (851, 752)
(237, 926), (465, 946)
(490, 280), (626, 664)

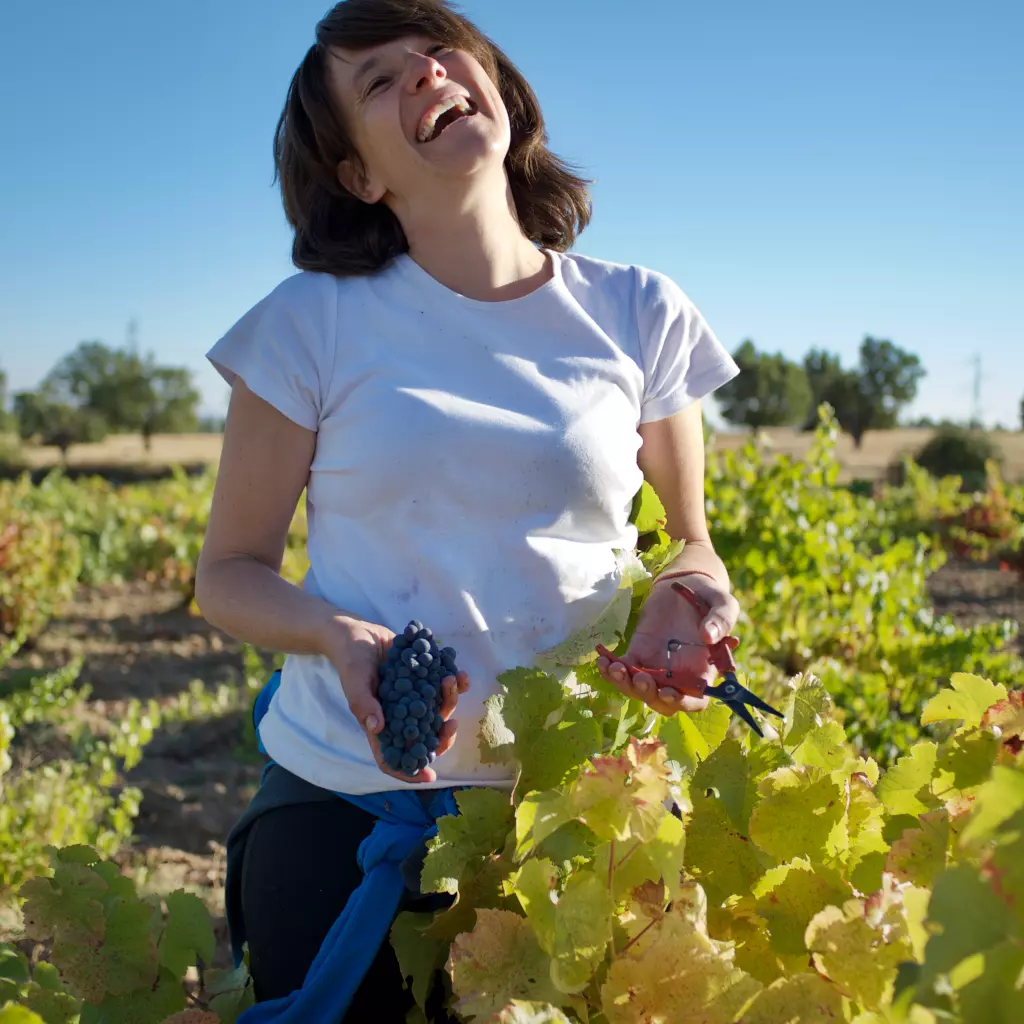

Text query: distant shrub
(914, 425), (1002, 490)
(0, 434), (28, 475)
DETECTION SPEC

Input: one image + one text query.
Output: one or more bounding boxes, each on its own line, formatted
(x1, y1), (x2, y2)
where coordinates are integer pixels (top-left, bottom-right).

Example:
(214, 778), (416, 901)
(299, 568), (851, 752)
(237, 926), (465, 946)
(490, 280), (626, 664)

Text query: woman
(195, 0), (741, 1019)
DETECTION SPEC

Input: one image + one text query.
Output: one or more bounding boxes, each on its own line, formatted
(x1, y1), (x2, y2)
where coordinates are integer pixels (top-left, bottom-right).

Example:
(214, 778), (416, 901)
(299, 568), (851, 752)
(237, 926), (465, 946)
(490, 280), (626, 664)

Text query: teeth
(417, 96), (471, 143)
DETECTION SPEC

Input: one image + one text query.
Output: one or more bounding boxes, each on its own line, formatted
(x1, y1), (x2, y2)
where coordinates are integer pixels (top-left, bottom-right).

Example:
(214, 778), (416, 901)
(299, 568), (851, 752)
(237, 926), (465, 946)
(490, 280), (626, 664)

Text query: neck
(393, 169), (551, 301)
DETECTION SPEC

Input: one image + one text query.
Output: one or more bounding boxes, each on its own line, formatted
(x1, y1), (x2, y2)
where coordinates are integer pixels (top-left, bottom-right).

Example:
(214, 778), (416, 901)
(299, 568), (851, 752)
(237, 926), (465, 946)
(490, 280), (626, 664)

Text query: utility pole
(970, 353), (982, 427)
(126, 318), (139, 356)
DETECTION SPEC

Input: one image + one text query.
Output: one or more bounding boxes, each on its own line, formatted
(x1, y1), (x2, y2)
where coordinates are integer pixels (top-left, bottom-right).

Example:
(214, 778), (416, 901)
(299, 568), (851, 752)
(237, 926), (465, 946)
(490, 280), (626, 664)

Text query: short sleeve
(206, 271), (337, 431)
(633, 268), (739, 424)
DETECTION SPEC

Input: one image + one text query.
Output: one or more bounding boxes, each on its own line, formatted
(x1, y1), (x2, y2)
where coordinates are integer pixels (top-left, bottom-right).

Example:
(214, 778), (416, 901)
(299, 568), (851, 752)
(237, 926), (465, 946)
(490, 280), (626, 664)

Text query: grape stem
(619, 917), (657, 955)
(615, 840), (641, 871)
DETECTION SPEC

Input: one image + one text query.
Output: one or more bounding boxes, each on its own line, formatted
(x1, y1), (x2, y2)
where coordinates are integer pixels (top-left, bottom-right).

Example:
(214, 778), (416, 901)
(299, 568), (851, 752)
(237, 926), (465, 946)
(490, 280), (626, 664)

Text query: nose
(404, 51), (447, 92)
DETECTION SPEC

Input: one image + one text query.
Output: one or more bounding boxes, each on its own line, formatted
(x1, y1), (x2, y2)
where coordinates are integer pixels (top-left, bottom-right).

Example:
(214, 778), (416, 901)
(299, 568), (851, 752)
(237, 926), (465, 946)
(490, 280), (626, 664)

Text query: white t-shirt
(206, 248), (739, 795)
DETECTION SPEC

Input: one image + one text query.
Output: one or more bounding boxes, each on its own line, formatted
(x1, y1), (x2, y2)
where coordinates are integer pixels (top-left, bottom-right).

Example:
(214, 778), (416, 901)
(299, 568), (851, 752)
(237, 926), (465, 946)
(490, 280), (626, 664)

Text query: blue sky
(2, 0), (1021, 428)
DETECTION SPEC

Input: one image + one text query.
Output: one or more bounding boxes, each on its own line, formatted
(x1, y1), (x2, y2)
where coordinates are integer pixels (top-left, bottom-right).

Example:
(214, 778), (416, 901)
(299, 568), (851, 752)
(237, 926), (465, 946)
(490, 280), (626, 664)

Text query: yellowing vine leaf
(570, 738), (671, 842)
(657, 700), (732, 773)
(491, 1002), (573, 1023)
(876, 742), (945, 817)
(486, 668), (603, 797)
(748, 769), (847, 864)
(885, 808), (949, 887)
(919, 864), (1016, 987)
(684, 794), (762, 906)
(509, 860), (613, 992)
(600, 901), (761, 1024)
(19, 861), (106, 944)
(448, 909), (569, 1020)
(739, 972), (844, 1023)
(100, 896), (157, 996)
(782, 674), (835, 749)
(921, 673), (1007, 729)
(158, 891), (215, 980)
(752, 858), (851, 956)
(805, 877), (916, 1012)
(514, 791), (575, 862)
(0, 1008), (45, 1024)
(960, 765), (1024, 847)
(421, 788), (514, 895)
(691, 738), (759, 832)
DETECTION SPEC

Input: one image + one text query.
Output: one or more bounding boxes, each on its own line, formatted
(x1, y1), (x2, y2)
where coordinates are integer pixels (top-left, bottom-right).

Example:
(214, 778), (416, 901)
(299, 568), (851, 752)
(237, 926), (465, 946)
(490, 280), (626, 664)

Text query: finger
(658, 686), (710, 714)
(701, 595), (740, 645)
(355, 692), (385, 735)
(439, 676), (460, 718)
(599, 660), (639, 700)
(629, 671), (656, 701)
(435, 717), (458, 756)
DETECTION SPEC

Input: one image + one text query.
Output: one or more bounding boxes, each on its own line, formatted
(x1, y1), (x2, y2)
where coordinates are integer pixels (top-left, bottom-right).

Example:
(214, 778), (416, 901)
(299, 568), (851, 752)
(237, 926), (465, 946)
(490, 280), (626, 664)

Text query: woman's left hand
(596, 573), (740, 716)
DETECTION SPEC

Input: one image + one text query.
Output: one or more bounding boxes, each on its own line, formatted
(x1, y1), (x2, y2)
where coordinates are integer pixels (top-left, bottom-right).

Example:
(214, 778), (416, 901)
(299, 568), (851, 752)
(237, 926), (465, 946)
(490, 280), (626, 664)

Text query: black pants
(239, 797), (451, 1022)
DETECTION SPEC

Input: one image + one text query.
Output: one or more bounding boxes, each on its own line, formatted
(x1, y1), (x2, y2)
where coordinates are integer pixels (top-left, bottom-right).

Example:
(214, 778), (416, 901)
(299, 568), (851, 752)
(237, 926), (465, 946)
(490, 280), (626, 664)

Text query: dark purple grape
(425, 734), (440, 752)
(412, 637), (430, 654)
(379, 680), (395, 700)
(395, 678), (413, 694)
(419, 627), (433, 640)
(401, 648), (417, 666)
(391, 703), (408, 720)
(408, 699), (427, 718)
(419, 683), (436, 701)
(401, 752), (418, 773)
(433, 715), (444, 731)
(397, 665), (411, 678)
(393, 636), (409, 650)
(418, 651), (434, 667)
(403, 723), (420, 741)
(409, 742), (428, 760)
(415, 667), (428, 679)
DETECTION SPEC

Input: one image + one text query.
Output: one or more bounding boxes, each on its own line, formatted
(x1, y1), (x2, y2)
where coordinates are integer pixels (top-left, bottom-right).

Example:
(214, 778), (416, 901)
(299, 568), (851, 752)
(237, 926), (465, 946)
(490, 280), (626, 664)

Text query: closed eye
(366, 75), (392, 96)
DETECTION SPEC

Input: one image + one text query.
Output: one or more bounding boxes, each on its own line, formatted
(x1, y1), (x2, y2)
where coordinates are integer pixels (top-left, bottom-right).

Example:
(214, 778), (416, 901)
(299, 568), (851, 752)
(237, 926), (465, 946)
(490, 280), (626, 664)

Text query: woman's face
(326, 35), (511, 207)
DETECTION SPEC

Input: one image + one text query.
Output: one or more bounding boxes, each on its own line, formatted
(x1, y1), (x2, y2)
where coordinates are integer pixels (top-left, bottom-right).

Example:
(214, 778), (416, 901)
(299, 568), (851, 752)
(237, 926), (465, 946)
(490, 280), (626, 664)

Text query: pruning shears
(595, 581), (785, 737)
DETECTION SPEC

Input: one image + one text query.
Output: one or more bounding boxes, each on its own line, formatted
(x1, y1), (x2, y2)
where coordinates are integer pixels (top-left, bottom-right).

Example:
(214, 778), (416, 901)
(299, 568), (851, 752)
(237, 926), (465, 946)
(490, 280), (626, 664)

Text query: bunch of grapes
(376, 619), (459, 777)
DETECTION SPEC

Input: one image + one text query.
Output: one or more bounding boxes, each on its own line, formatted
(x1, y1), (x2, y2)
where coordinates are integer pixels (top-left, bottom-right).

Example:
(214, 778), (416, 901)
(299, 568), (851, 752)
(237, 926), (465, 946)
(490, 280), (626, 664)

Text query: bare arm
(636, 399), (731, 591)
(194, 378), (353, 653)
(597, 399), (739, 714)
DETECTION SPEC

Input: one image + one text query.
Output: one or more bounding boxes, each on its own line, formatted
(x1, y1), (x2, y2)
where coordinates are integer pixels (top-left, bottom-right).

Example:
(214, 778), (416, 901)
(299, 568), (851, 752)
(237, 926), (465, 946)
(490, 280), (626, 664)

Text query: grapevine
(0, 414), (1021, 1021)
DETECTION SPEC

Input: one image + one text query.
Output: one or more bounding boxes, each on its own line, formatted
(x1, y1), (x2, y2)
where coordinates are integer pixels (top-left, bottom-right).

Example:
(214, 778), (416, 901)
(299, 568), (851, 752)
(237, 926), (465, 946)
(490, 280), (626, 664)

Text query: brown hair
(273, 0), (592, 275)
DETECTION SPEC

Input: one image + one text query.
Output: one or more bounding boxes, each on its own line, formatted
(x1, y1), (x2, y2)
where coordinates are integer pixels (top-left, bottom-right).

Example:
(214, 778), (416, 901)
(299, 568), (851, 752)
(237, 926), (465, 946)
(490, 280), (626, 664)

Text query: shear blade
(726, 699), (765, 737)
(741, 690), (785, 719)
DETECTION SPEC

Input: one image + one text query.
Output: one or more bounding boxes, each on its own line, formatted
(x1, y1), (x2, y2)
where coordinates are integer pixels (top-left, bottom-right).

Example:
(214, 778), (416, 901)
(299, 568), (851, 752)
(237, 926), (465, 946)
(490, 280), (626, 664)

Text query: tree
(138, 365), (201, 450)
(44, 340), (200, 450)
(0, 367), (14, 434)
(802, 337), (925, 447)
(14, 384), (108, 462)
(716, 340), (813, 429)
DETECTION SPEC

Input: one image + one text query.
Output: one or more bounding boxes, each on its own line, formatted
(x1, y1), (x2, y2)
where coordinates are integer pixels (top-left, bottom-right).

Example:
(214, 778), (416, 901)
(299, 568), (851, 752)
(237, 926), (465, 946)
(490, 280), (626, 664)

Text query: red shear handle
(593, 643), (708, 698)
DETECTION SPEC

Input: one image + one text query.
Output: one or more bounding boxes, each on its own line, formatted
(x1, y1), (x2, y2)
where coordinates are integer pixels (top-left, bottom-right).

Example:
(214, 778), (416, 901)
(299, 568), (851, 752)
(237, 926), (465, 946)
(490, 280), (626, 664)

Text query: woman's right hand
(317, 615), (469, 784)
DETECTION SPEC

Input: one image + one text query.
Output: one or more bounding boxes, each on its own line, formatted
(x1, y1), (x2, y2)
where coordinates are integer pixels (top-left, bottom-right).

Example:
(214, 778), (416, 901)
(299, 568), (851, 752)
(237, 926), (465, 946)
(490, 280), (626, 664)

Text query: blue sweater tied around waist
(229, 671), (459, 1023)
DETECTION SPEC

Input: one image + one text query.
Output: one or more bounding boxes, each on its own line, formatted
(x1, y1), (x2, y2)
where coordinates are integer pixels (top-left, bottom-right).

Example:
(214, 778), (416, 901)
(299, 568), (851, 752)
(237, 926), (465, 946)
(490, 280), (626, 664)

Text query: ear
(337, 157), (385, 204)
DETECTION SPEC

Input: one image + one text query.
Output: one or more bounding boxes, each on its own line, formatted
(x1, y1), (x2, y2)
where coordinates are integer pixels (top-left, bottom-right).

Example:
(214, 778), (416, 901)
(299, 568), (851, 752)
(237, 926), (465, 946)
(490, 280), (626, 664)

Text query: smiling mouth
(417, 96), (476, 143)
